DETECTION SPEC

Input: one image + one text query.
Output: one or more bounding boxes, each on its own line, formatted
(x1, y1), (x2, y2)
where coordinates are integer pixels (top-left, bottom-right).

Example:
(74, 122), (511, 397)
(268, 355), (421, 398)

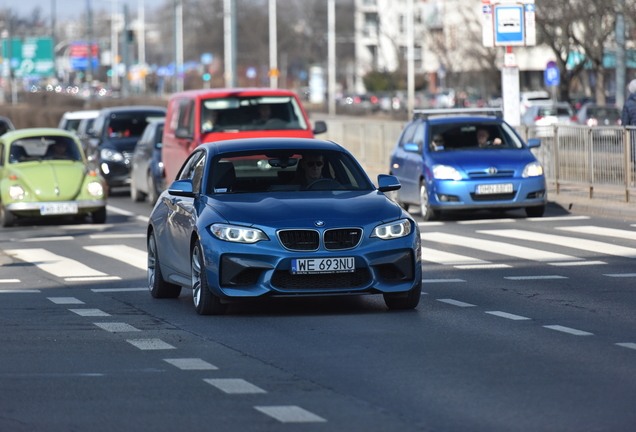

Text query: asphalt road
(1, 191), (636, 431)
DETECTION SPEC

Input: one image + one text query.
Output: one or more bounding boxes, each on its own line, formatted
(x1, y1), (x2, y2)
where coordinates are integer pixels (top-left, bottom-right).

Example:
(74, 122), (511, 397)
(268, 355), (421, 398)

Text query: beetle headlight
(371, 219), (412, 240)
(100, 148), (124, 162)
(87, 181), (104, 197)
(9, 185), (25, 200)
(522, 161), (543, 178)
(210, 223), (269, 244)
(433, 164), (462, 180)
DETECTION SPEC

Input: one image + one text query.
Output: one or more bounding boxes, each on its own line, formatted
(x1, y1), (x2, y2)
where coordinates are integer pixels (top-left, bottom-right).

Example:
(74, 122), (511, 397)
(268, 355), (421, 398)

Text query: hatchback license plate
(476, 183), (513, 194)
(40, 203), (78, 215)
(291, 257), (355, 274)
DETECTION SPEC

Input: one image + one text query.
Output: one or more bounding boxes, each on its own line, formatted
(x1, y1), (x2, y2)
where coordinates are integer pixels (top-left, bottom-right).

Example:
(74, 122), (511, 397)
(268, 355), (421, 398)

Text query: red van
(162, 88), (327, 184)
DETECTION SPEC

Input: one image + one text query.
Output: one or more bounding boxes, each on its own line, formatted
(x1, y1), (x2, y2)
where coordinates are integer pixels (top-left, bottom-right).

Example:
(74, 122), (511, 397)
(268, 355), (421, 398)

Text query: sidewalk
(549, 193), (636, 220)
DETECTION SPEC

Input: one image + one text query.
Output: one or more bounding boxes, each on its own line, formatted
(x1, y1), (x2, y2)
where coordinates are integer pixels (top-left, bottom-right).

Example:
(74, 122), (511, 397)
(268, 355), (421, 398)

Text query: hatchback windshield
(200, 96), (308, 133)
(428, 122), (523, 152)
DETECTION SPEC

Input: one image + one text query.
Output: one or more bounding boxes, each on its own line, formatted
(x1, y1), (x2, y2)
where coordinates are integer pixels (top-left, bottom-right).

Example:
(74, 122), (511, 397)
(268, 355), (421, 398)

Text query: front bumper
(100, 160), (131, 187)
(5, 199), (106, 215)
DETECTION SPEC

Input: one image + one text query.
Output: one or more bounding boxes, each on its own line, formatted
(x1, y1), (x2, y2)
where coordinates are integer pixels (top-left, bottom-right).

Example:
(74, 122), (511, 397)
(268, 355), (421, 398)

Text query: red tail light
(570, 116), (578, 122)
(534, 116), (544, 121)
(617, 119), (622, 125)
(370, 96), (378, 104)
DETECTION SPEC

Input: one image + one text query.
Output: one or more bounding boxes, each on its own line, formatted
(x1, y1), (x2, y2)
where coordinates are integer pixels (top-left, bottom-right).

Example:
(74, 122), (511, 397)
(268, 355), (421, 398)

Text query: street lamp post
(269, 0), (278, 88)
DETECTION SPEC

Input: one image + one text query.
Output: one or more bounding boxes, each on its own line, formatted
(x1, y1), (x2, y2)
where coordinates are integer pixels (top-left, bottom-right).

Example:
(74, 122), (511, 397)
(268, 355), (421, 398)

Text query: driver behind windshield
(292, 153), (325, 187)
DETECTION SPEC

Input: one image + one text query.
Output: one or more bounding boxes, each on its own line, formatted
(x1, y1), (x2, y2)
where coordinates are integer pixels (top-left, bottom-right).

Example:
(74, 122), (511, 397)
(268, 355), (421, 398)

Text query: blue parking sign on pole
(544, 61), (560, 86)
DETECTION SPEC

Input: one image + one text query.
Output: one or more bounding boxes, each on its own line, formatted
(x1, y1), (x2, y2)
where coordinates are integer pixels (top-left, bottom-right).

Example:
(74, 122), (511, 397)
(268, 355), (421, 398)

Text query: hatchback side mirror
(313, 121), (327, 135)
(527, 138), (541, 148)
(175, 127), (193, 140)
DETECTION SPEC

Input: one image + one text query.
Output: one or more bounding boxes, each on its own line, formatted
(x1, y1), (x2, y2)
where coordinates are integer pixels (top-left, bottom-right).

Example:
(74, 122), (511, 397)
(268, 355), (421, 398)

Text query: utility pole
(85, 0), (93, 107)
(328, 0), (335, 116)
(224, 0), (236, 87)
(122, 3), (129, 97)
(269, 0), (278, 88)
(406, 0), (414, 115)
(615, 0), (626, 108)
(111, 0), (119, 89)
(174, 0), (183, 92)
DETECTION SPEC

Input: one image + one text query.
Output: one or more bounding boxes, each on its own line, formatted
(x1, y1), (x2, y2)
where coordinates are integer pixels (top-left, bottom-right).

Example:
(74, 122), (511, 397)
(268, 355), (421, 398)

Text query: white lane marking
(504, 275), (567, 280)
(480, 229), (636, 259)
(548, 261), (606, 266)
(422, 278), (466, 283)
(61, 224), (114, 230)
(136, 215), (149, 223)
(543, 325), (593, 336)
(127, 339), (176, 350)
(485, 311), (531, 320)
(15, 236), (74, 242)
(0, 279), (20, 283)
(69, 309), (111, 317)
(457, 218), (516, 224)
(556, 225), (636, 241)
(204, 378), (267, 394)
(65, 276), (122, 282)
(0, 289), (40, 293)
(604, 273), (636, 278)
(5, 249), (108, 277)
(94, 322), (141, 332)
(528, 215), (591, 222)
(455, 264), (511, 269)
(254, 406), (327, 423)
(92, 287), (148, 292)
(48, 297), (84, 304)
(89, 233), (146, 239)
(164, 358), (218, 370)
(418, 222), (445, 227)
(425, 232), (580, 262)
(616, 343), (636, 350)
(420, 245), (492, 266)
(437, 298), (476, 307)
(106, 205), (136, 216)
(84, 245), (147, 270)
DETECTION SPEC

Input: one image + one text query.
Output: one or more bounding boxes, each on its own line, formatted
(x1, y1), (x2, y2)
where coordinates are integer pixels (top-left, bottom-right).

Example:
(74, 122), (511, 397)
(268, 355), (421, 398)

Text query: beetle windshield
(9, 136), (82, 163)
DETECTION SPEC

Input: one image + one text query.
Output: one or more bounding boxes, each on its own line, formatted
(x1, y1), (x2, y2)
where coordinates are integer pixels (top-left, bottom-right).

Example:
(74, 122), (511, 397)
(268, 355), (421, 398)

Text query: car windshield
(206, 149), (372, 193)
(428, 122), (524, 152)
(588, 108), (620, 118)
(538, 107), (573, 117)
(9, 136), (82, 163)
(105, 112), (165, 139)
(200, 96), (308, 133)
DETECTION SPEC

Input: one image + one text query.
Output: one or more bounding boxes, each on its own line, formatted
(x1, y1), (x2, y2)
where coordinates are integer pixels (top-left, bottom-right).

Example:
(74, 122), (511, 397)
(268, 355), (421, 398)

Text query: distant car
(130, 119), (165, 205)
(576, 104), (621, 127)
(520, 90), (551, 116)
(0, 116), (15, 136)
(85, 106), (167, 191)
(0, 128), (107, 227)
(389, 108), (547, 220)
(57, 110), (99, 134)
(147, 137), (421, 315)
(520, 103), (579, 137)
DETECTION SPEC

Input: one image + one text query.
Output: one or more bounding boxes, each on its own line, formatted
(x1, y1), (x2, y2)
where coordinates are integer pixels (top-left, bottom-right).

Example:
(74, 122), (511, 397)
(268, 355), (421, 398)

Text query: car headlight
(522, 161), (543, 178)
(100, 148), (124, 162)
(9, 185), (25, 200)
(433, 164), (462, 180)
(87, 181), (104, 197)
(371, 219), (412, 240)
(210, 223), (269, 244)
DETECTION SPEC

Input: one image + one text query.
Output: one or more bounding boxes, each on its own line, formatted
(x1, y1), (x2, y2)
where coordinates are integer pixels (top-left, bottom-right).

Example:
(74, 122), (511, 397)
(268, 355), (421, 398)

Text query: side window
(412, 123), (424, 151)
(177, 151), (204, 181)
(0, 143), (4, 167)
(168, 99), (181, 133)
(191, 153), (206, 194)
(177, 99), (195, 135)
(91, 115), (105, 137)
(399, 124), (417, 147)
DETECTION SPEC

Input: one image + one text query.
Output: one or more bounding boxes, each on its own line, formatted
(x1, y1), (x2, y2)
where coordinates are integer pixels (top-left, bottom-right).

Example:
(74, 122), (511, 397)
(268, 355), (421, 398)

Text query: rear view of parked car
(58, 110), (99, 134)
(130, 119), (165, 205)
(576, 104), (621, 127)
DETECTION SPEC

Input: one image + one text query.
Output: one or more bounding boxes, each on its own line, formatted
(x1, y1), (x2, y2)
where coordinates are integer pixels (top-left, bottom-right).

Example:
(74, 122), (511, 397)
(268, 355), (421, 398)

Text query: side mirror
(403, 142), (419, 152)
(527, 138), (541, 148)
(155, 142), (163, 149)
(168, 179), (195, 197)
(175, 127), (193, 140)
(313, 120), (327, 135)
(377, 174), (401, 192)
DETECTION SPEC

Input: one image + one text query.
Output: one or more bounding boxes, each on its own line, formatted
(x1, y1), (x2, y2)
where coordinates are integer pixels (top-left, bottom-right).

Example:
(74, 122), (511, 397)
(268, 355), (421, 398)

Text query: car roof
(98, 105), (166, 114)
(169, 87), (301, 100)
(201, 137), (345, 155)
(1, 127), (79, 141)
(61, 110), (100, 119)
(412, 108), (504, 124)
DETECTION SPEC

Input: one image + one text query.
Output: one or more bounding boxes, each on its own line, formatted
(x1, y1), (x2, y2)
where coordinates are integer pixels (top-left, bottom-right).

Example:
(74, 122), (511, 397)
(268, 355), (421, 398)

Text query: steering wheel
(306, 178), (344, 190)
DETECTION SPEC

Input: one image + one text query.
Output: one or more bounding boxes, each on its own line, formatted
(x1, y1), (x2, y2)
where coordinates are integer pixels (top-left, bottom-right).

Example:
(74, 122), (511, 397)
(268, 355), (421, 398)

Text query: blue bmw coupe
(389, 109), (547, 220)
(147, 138), (421, 315)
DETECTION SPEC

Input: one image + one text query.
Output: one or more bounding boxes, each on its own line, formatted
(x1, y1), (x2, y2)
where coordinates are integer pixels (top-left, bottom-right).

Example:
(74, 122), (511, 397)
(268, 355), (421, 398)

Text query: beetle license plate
(291, 257), (355, 274)
(40, 203), (79, 215)
(476, 183), (513, 194)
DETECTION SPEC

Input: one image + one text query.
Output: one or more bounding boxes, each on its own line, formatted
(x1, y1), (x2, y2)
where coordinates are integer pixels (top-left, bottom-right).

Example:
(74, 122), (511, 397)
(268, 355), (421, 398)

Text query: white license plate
(476, 183), (513, 194)
(40, 203), (78, 215)
(291, 257), (355, 274)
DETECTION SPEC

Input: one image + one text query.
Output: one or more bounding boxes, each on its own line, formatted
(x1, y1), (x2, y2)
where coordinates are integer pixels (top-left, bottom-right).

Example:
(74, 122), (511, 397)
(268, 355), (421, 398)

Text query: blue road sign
(494, 4), (524, 45)
(544, 61), (560, 86)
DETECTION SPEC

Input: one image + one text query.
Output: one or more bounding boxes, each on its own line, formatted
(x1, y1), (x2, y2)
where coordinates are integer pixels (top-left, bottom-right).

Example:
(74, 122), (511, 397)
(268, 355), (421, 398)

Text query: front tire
(147, 171), (159, 206)
(525, 205), (545, 218)
(0, 203), (15, 227)
(419, 181), (439, 221)
(130, 175), (146, 202)
(191, 240), (228, 315)
(383, 280), (422, 310)
(91, 207), (107, 224)
(148, 233), (182, 298)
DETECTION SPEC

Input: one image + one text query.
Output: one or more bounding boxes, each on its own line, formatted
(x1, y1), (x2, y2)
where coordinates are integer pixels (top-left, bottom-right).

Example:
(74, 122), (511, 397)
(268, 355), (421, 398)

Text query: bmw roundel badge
(315, 220), (325, 227)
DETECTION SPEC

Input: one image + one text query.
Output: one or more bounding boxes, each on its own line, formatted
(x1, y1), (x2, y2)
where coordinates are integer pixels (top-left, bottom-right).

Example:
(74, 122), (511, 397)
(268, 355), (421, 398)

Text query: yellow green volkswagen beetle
(0, 128), (107, 227)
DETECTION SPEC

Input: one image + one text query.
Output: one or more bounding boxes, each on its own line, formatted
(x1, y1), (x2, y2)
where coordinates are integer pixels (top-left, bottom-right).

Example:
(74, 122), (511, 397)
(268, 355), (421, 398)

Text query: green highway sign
(1, 37), (55, 78)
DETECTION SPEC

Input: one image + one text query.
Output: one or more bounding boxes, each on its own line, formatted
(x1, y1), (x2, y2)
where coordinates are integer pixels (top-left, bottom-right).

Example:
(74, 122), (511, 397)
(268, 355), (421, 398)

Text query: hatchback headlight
(210, 223), (269, 244)
(372, 219), (412, 240)
(433, 164), (462, 180)
(101, 148), (124, 162)
(87, 181), (104, 197)
(9, 185), (25, 200)
(522, 161), (543, 178)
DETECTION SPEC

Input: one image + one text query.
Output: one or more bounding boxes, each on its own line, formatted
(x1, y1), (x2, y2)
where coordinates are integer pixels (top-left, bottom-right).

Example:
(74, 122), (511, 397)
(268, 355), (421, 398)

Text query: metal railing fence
(321, 118), (636, 203)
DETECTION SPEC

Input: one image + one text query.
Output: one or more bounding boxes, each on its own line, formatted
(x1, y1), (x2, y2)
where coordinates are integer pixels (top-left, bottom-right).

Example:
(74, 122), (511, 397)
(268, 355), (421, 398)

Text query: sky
(9, 0), (153, 21)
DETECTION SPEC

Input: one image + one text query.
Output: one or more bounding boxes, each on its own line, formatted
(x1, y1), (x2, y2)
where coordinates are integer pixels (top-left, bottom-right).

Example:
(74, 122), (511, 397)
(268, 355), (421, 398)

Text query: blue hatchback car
(389, 109), (547, 220)
(147, 137), (421, 315)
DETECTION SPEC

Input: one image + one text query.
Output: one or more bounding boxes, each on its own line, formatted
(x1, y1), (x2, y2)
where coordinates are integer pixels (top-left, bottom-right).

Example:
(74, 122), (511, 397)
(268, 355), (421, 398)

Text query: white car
(520, 91), (551, 116)
(57, 110), (100, 135)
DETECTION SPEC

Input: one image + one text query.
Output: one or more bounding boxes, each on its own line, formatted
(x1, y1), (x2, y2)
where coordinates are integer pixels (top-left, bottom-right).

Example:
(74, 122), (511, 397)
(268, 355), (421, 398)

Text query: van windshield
(200, 96), (308, 133)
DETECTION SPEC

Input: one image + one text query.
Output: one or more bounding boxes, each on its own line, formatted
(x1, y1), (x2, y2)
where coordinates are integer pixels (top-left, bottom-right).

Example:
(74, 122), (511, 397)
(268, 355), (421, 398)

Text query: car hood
(206, 191), (402, 226)
(9, 162), (86, 200)
(431, 149), (537, 172)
